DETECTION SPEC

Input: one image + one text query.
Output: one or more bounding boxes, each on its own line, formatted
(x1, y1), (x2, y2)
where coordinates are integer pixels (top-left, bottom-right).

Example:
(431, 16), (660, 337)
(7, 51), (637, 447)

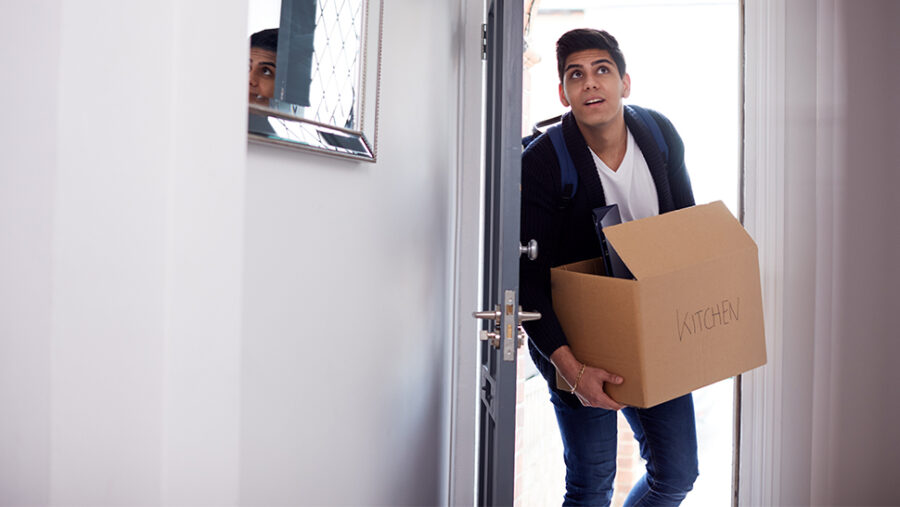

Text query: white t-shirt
(589, 128), (659, 222)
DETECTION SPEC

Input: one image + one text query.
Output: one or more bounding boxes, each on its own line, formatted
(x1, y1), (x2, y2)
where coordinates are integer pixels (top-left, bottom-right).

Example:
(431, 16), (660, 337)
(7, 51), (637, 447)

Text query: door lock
(473, 304), (541, 352)
(480, 329), (500, 348)
(474, 305), (502, 349)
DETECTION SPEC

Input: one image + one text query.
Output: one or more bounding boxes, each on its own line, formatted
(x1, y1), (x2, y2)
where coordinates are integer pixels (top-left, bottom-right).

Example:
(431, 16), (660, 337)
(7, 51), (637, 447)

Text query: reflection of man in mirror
(249, 28), (278, 105)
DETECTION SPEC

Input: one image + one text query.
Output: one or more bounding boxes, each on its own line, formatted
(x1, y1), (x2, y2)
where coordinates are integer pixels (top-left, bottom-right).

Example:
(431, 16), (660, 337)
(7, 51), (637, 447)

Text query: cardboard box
(552, 201), (767, 408)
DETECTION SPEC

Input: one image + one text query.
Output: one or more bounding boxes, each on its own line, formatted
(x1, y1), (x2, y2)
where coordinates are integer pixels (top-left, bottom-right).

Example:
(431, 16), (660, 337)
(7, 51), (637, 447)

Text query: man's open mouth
(585, 98), (605, 105)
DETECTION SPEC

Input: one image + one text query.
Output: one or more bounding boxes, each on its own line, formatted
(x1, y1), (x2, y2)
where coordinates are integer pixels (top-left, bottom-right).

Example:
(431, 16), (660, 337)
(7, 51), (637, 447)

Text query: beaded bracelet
(570, 363), (586, 394)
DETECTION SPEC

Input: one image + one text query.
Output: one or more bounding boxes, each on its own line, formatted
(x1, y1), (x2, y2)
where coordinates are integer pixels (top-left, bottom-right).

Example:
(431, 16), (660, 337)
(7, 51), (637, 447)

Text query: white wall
(816, 1), (900, 503)
(3, 0), (269, 503)
(3, 0), (472, 504)
(744, 0), (900, 505)
(238, 0), (470, 502)
(0, 1), (60, 503)
(795, 1), (900, 504)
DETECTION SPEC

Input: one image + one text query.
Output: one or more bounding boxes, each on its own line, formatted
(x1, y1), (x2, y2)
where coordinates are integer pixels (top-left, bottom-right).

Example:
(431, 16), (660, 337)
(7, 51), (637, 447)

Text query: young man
(520, 29), (698, 506)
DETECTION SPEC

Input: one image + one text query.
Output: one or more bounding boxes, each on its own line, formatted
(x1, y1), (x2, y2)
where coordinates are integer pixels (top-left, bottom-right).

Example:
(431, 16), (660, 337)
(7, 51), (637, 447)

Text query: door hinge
(481, 23), (488, 60)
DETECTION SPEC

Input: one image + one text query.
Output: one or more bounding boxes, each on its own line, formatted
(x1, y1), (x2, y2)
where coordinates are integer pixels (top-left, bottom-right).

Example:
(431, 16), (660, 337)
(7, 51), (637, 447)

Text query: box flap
(604, 201), (756, 280)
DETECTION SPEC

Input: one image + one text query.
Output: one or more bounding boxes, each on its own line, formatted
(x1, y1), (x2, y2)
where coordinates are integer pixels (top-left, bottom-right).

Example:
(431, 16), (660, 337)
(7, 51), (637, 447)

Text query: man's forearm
(550, 345), (582, 388)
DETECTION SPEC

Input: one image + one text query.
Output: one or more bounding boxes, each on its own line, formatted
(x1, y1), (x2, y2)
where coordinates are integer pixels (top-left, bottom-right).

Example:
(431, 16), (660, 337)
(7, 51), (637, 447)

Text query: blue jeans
(550, 389), (699, 506)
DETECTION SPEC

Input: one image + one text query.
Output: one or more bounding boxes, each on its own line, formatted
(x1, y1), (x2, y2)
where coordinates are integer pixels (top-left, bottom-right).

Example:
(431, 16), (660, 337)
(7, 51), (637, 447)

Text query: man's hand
(551, 345), (625, 411)
(572, 366), (625, 411)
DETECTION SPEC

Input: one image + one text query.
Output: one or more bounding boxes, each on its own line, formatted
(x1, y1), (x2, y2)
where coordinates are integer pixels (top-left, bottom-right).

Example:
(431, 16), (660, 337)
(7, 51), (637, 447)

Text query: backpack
(522, 105), (669, 208)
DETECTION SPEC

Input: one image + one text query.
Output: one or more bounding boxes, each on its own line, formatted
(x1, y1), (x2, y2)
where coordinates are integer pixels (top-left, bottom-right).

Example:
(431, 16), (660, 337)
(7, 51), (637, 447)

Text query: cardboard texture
(552, 201), (767, 408)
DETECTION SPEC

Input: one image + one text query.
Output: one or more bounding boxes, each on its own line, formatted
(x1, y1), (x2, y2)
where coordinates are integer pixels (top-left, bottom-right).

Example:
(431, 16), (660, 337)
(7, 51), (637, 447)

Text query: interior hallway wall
(2, 0), (469, 504)
(2, 0), (247, 504)
(0, 0), (61, 502)
(238, 1), (465, 505)
(2, 0), (469, 505)
(774, 0), (900, 505)
(816, 0), (900, 503)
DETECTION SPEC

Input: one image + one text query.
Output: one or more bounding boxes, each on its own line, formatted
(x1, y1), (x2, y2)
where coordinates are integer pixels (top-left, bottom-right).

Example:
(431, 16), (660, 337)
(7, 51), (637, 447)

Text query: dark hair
(556, 29), (626, 81)
(250, 28), (279, 53)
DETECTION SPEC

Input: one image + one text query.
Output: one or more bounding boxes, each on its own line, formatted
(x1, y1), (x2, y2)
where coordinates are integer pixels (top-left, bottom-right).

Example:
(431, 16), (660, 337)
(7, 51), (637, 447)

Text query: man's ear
(558, 83), (570, 107)
(622, 73), (631, 98)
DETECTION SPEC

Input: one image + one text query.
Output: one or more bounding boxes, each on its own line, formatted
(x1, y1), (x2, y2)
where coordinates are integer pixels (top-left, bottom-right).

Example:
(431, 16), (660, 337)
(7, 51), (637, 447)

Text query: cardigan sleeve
(519, 139), (570, 361)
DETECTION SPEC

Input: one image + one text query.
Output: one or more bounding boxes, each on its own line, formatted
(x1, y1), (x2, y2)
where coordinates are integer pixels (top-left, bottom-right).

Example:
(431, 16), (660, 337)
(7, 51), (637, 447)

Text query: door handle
(520, 239), (538, 261)
(473, 308), (502, 324)
(473, 305), (541, 350)
(518, 310), (541, 322)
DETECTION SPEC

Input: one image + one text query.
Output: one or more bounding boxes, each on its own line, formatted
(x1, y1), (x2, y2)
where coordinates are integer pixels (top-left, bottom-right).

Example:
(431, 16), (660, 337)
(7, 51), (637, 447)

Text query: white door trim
(447, 1), (486, 505)
(740, 0), (786, 505)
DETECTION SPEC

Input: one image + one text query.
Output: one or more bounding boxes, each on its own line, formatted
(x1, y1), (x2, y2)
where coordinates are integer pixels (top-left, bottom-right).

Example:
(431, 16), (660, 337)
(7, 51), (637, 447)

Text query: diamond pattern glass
(310, 0), (363, 129)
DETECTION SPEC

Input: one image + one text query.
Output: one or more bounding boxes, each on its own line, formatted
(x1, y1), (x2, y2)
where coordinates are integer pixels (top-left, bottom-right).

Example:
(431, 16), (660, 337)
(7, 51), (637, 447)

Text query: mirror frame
(248, 0), (383, 162)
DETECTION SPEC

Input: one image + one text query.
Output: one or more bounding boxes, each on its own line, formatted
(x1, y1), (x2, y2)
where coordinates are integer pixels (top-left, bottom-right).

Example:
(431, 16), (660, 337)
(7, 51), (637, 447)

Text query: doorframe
(742, 1), (844, 505)
(446, 0), (800, 504)
(445, 0), (783, 504)
(447, 1), (489, 505)
(740, 0), (787, 505)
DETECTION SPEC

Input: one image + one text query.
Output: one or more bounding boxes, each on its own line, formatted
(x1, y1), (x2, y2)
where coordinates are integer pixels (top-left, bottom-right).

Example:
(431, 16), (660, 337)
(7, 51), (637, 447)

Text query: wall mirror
(247, 0), (383, 161)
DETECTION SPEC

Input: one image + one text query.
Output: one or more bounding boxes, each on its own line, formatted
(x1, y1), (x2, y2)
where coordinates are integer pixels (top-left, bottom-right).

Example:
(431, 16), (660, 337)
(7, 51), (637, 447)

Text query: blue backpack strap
(628, 105), (669, 164)
(546, 124), (577, 206)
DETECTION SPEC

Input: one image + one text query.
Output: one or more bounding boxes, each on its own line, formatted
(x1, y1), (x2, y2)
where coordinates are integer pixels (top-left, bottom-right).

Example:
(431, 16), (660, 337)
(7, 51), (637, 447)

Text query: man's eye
(597, 66), (610, 74)
(263, 67), (273, 76)
(571, 70), (582, 79)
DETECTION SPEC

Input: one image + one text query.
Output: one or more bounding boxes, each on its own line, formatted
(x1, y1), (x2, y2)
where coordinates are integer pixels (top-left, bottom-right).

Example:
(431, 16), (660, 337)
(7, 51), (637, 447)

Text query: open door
(473, 0), (538, 504)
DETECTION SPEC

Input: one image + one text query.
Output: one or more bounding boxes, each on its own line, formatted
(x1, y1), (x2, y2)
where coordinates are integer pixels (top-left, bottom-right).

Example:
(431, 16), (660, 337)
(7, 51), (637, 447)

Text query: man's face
(249, 48), (277, 105)
(558, 49), (630, 130)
